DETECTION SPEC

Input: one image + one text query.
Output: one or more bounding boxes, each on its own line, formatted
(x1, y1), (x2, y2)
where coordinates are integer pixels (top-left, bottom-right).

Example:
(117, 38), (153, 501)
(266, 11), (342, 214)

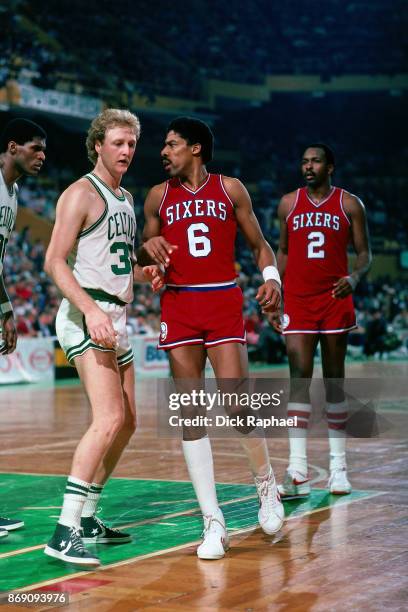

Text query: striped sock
(82, 483), (104, 518)
(287, 402), (311, 475)
(327, 401), (348, 470)
(58, 476), (90, 529)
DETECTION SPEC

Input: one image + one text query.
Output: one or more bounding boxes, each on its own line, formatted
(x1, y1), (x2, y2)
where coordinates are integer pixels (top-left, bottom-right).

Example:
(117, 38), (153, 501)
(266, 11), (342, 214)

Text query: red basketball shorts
(158, 284), (246, 350)
(282, 291), (356, 334)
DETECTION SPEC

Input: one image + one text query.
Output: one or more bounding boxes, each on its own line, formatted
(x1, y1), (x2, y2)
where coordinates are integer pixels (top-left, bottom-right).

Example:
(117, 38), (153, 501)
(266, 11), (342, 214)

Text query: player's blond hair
(86, 108), (141, 164)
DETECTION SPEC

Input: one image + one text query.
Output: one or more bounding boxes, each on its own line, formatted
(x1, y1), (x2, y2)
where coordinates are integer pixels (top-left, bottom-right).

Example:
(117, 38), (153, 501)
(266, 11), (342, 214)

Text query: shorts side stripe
(283, 324), (357, 335)
(158, 338), (204, 349)
(204, 335), (247, 347)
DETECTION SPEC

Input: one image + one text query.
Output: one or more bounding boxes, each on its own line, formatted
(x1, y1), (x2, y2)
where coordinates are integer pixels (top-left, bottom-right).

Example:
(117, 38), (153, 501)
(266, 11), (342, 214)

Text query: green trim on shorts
(78, 176), (109, 238)
(117, 348), (134, 367)
(66, 338), (114, 363)
(82, 287), (127, 306)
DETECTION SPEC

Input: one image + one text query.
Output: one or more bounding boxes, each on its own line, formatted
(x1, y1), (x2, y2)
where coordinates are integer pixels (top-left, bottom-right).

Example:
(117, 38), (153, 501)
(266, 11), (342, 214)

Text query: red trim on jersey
(286, 189), (300, 222)
(219, 175), (235, 210)
(178, 174), (211, 195)
(339, 189), (351, 225)
(158, 181), (169, 216)
(305, 186), (335, 208)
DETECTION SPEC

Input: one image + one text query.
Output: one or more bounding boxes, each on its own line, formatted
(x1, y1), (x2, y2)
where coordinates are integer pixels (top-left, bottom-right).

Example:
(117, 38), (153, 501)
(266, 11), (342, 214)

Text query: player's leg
(81, 359), (136, 544)
(45, 350), (126, 567)
(170, 345), (227, 559)
(320, 333), (352, 494)
(279, 333), (319, 499)
(207, 342), (284, 536)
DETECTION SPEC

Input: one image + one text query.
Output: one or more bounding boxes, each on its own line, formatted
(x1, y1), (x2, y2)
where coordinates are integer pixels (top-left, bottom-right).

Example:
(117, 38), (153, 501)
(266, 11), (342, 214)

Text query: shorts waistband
(83, 288), (127, 306)
(167, 282), (237, 292)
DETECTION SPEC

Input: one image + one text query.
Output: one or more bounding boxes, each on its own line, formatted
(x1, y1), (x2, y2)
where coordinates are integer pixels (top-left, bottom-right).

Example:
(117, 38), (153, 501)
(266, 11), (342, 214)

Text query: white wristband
(262, 266), (281, 287)
(1, 301), (13, 316)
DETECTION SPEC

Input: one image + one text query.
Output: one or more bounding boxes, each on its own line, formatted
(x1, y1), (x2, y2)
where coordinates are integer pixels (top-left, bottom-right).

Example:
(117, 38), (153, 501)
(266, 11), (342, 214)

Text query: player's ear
(327, 163), (334, 176)
(191, 142), (202, 157)
(95, 140), (102, 155)
(8, 140), (18, 155)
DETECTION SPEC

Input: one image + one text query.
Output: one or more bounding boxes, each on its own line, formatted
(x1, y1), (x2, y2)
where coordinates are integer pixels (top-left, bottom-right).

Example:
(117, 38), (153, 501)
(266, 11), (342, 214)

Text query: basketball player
(272, 144), (371, 498)
(43, 109), (163, 567)
(139, 117), (284, 560)
(0, 118), (47, 539)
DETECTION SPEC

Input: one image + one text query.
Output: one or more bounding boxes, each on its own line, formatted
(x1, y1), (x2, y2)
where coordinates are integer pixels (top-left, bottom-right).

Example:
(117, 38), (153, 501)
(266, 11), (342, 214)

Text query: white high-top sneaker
(255, 467), (285, 535)
(328, 468), (352, 494)
(197, 509), (229, 560)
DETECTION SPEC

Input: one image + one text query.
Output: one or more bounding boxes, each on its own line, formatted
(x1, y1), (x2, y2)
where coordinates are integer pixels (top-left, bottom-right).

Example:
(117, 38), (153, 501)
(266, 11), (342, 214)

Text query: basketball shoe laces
(257, 476), (280, 513)
(201, 515), (225, 539)
(69, 526), (87, 553)
(93, 513), (122, 534)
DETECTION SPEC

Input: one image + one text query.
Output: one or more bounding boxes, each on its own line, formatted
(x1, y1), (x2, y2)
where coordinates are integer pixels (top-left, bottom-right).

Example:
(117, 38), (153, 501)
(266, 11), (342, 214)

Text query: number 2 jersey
(159, 174), (237, 285)
(68, 172), (136, 303)
(0, 170), (17, 276)
(284, 186), (351, 298)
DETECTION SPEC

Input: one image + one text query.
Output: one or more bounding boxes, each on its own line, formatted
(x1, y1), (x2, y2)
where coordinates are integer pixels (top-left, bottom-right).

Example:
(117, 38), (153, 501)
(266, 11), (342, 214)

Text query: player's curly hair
(86, 109), (141, 164)
(167, 117), (214, 164)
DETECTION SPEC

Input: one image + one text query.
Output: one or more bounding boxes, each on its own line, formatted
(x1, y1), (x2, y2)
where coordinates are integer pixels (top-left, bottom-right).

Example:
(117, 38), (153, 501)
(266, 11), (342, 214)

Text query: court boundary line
(8, 489), (385, 593)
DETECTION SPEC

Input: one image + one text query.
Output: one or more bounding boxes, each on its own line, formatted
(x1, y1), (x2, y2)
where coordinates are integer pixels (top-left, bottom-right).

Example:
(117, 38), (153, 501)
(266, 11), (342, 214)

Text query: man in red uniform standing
(273, 144), (371, 498)
(140, 117), (284, 559)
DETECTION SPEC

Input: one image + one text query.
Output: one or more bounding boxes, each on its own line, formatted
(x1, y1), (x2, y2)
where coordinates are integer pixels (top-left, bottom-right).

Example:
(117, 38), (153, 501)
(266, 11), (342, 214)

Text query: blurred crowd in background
(2, 0), (407, 362)
(5, 226), (408, 363)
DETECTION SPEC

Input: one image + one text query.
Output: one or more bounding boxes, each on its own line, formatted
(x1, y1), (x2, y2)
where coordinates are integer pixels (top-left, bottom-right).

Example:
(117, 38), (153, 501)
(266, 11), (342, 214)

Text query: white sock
(327, 401), (348, 471)
(182, 437), (220, 517)
(239, 429), (271, 479)
(59, 476), (90, 529)
(287, 403), (311, 475)
(82, 483), (104, 518)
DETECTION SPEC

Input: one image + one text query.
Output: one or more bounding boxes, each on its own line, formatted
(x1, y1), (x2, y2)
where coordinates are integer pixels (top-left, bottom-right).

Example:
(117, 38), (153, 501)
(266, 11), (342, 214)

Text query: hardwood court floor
(0, 360), (407, 611)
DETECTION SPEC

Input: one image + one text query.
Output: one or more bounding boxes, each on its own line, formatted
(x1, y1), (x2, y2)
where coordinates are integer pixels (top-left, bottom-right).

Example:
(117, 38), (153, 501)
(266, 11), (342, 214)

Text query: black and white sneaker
(0, 517), (24, 531)
(81, 515), (132, 544)
(44, 523), (100, 567)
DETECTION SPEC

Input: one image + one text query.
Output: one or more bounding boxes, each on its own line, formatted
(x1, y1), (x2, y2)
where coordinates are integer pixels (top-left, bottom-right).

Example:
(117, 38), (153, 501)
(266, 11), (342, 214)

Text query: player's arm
(223, 176), (281, 313)
(120, 188), (165, 291)
(44, 182), (117, 348)
(0, 273), (17, 354)
(276, 193), (296, 281)
(332, 192), (372, 299)
(137, 183), (178, 267)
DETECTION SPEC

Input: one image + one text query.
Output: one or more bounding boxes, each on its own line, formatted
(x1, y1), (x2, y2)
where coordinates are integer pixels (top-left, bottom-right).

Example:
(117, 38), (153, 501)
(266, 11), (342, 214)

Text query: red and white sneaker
(277, 469), (311, 500)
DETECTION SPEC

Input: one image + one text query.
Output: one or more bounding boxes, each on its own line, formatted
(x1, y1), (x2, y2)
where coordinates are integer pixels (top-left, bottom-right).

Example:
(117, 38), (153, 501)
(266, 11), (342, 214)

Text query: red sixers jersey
(284, 187), (351, 297)
(159, 174), (237, 285)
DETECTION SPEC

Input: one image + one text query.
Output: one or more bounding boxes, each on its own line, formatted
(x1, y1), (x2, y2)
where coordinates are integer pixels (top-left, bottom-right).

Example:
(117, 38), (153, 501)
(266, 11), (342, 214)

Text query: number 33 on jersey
(159, 174), (237, 285)
(68, 172), (136, 304)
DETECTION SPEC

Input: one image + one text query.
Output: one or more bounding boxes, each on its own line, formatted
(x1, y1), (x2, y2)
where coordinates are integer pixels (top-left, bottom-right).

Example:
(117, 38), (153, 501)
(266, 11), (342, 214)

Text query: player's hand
(332, 275), (357, 299)
(142, 265), (165, 292)
(1, 313), (17, 354)
(267, 310), (283, 333)
(84, 306), (118, 349)
(256, 280), (281, 313)
(142, 237), (178, 267)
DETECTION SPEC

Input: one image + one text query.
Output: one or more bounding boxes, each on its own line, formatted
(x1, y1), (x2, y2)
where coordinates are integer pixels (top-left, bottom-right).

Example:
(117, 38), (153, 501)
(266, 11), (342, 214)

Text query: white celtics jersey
(0, 170), (18, 276)
(68, 172), (136, 303)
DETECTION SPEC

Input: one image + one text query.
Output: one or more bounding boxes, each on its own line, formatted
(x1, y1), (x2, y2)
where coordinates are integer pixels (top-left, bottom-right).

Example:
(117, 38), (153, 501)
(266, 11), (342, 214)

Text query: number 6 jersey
(68, 173), (136, 303)
(284, 186), (351, 298)
(159, 174), (237, 286)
